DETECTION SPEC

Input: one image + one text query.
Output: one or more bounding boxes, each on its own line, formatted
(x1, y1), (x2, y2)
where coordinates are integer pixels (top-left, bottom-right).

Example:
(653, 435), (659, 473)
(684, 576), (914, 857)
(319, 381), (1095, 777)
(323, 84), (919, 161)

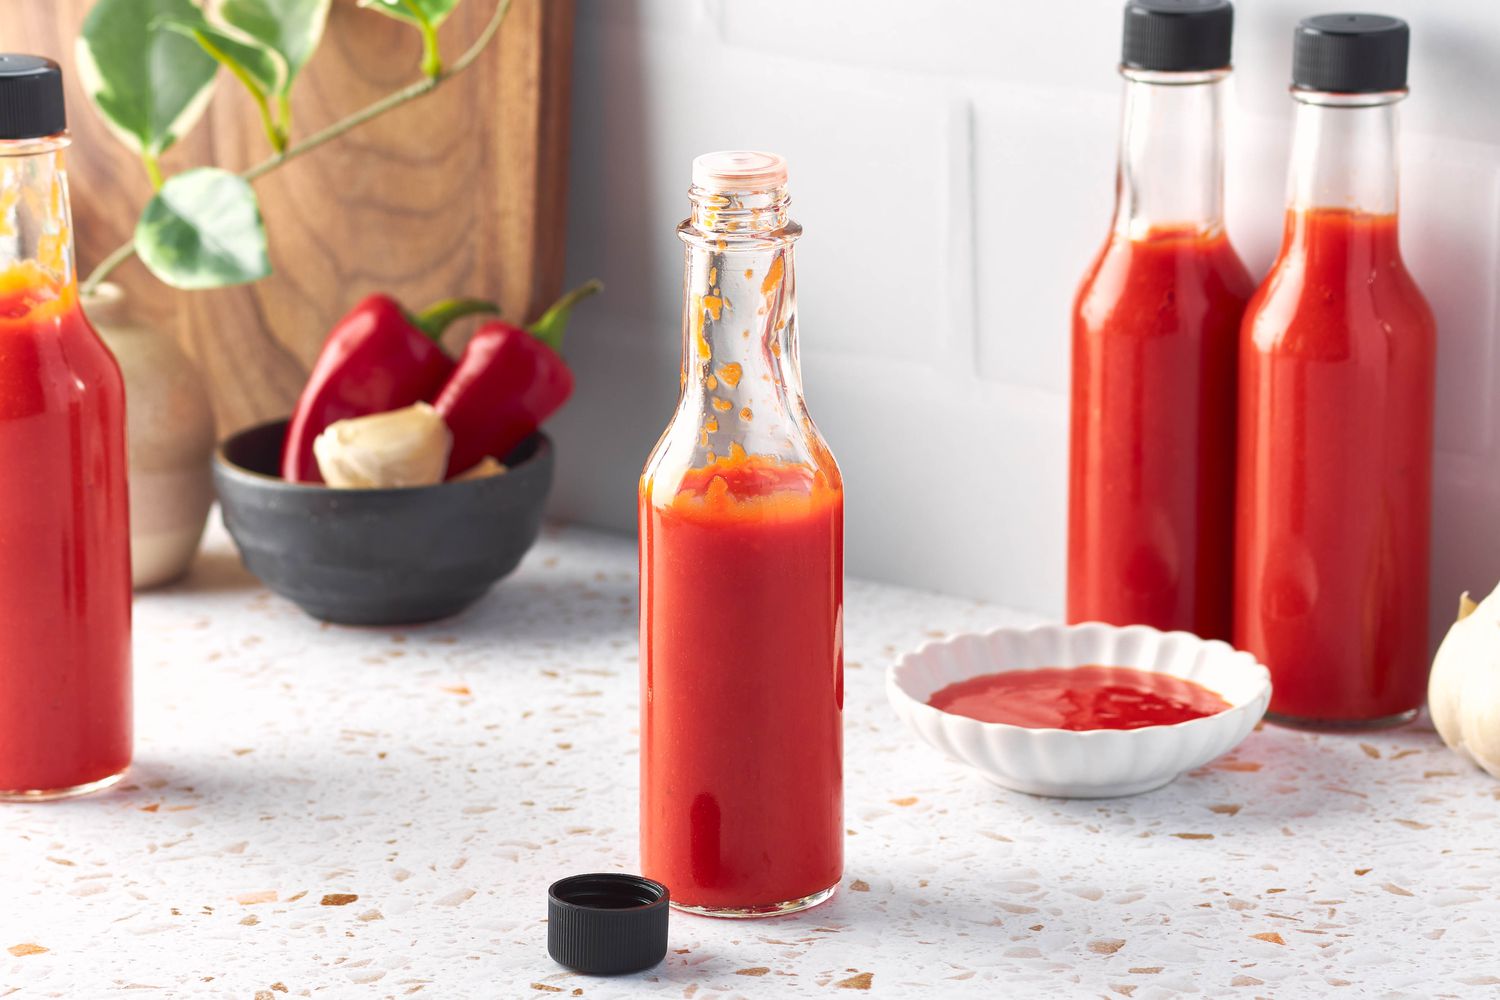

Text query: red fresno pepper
(435, 280), (602, 477)
(280, 296), (498, 482)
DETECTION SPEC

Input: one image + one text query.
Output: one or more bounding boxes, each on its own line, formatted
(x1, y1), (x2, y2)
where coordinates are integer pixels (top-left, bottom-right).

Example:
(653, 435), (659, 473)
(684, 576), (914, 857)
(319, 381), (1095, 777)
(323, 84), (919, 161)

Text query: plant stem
(193, 28), (286, 153)
(242, 75), (436, 183)
(450, 0), (512, 74)
(142, 154), (164, 191)
(419, 18), (443, 78)
(81, 0), (516, 296)
(88, 239), (141, 294)
(253, 90), (287, 153)
(401, 0), (444, 78)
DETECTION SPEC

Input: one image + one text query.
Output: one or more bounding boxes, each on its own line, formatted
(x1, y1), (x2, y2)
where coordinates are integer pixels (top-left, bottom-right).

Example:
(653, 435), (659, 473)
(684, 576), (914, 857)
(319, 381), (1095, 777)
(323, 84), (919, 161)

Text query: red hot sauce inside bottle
(1068, 1), (1253, 641)
(0, 58), (132, 799)
(639, 152), (843, 917)
(1234, 16), (1434, 728)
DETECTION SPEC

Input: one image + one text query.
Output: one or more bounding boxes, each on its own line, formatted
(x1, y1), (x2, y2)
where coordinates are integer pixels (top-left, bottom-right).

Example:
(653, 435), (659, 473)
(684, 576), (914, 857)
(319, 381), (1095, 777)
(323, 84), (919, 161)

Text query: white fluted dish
(887, 623), (1272, 798)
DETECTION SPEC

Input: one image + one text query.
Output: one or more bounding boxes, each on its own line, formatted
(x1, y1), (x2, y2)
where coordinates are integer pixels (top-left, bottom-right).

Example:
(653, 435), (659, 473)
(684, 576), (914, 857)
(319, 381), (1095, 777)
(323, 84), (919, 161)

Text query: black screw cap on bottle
(0, 55), (66, 141)
(547, 873), (669, 976)
(1122, 0), (1235, 72)
(1293, 14), (1409, 94)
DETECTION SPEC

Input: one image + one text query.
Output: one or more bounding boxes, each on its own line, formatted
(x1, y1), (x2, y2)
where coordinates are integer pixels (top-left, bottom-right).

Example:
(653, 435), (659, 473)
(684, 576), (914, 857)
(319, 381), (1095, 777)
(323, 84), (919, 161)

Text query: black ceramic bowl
(213, 419), (554, 625)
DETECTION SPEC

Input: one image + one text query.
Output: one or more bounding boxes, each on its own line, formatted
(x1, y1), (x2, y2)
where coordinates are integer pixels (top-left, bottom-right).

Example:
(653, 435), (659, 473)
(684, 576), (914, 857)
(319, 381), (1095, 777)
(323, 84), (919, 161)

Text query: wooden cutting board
(3, 0), (575, 432)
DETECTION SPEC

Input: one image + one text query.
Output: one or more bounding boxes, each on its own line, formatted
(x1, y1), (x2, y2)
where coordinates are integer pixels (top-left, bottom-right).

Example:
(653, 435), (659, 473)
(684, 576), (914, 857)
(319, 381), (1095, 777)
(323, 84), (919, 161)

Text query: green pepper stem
(411, 297), (501, 343)
(528, 279), (603, 352)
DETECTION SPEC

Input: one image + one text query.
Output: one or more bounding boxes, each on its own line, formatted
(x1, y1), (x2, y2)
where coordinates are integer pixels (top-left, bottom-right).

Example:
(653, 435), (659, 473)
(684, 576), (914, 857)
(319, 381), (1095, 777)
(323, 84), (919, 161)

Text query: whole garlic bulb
(1429, 585), (1500, 779)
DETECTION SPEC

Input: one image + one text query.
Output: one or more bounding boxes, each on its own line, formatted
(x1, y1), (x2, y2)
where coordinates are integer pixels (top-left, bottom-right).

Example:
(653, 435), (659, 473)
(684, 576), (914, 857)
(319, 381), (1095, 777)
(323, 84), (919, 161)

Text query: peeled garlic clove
(451, 456), (508, 482)
(313, 402), (452, 489)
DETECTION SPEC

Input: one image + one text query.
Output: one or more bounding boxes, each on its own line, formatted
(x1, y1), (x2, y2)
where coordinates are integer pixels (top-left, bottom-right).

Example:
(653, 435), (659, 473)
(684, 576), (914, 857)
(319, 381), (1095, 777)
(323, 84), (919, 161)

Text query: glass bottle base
(670, 883), (837, 920)
(0, 768), (127, 802)
(1266, 707), (1420, 733)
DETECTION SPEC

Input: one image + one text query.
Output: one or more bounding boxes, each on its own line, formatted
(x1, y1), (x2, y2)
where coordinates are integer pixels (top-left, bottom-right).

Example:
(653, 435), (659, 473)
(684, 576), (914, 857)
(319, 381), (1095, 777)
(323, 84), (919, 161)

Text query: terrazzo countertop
(2, 520), (1497, 999)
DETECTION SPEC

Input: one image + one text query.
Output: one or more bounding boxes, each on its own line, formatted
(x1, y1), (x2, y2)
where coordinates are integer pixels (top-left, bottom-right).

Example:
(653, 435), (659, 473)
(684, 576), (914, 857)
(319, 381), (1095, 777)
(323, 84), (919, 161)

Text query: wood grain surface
(2, 0), (575, 432)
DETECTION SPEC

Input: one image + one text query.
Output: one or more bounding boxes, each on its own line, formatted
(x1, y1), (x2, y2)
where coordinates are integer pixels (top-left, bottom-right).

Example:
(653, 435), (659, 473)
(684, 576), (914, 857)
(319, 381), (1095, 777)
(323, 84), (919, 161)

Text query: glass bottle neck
(1113, 68), (1229, 240)
(678, 242), (802, 392)
(1286, 91), (1402, 216)
(0, 133), (76, 286)
(643, 171), (836, 498)
(677, 182), (805, 423)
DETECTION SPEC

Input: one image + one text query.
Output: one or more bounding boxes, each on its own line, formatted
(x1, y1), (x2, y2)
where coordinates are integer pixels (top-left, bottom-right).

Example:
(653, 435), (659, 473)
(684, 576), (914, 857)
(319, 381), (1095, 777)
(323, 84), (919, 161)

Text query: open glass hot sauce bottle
(0, 56), (132, 799)
(1068, 0), (1255, 640)
(639, 152), (844, 916)
(1235, 16), (1434, 728)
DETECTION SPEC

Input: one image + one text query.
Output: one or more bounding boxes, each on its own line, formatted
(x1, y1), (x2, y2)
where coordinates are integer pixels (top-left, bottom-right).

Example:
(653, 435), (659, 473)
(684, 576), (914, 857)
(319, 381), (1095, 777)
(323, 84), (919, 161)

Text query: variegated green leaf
(158, 16), (289, 98)
(76, 0), (219, 157)
(135, 168), (271, 289)
(358, 0), (462, 29)
(219, 0), (331, 87)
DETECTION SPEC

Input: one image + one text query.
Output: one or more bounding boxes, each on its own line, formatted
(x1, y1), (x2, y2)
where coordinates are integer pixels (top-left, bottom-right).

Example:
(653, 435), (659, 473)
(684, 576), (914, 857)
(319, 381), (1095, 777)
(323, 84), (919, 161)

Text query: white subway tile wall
(552, 0), (1500, 646)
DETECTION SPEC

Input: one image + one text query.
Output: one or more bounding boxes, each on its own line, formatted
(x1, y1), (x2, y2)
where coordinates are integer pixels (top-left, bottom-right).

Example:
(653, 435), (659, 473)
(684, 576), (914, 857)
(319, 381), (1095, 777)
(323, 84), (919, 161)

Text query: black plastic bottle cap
(1293, 14), (1409, 94)
(547, 873), (669, 976)
(1122, 0), (1235, 72)
(0, 55), (65, 141)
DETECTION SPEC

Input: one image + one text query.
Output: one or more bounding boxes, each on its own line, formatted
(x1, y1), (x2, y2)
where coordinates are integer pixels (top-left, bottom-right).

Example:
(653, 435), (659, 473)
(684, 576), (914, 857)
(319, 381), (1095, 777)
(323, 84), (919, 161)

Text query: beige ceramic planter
(83, 284), (216, 589)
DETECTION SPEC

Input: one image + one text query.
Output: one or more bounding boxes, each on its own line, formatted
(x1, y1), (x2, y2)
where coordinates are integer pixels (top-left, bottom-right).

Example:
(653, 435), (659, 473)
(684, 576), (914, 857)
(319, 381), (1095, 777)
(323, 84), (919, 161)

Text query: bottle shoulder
(1078, 227), (1253, 291)
(1245, 250), (1435, 359)
(1074, 229), (1255, 337)
(641, 401), (840, 510)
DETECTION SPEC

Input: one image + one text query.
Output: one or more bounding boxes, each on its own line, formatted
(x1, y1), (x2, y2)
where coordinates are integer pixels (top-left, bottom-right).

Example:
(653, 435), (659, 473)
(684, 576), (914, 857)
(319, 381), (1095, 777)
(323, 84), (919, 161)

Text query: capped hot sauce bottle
(639, 152), (844, 916)
(0, 56), (132, 799)
(1235, 16), (1435, 727)
(1068, 0), (1255, 640)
